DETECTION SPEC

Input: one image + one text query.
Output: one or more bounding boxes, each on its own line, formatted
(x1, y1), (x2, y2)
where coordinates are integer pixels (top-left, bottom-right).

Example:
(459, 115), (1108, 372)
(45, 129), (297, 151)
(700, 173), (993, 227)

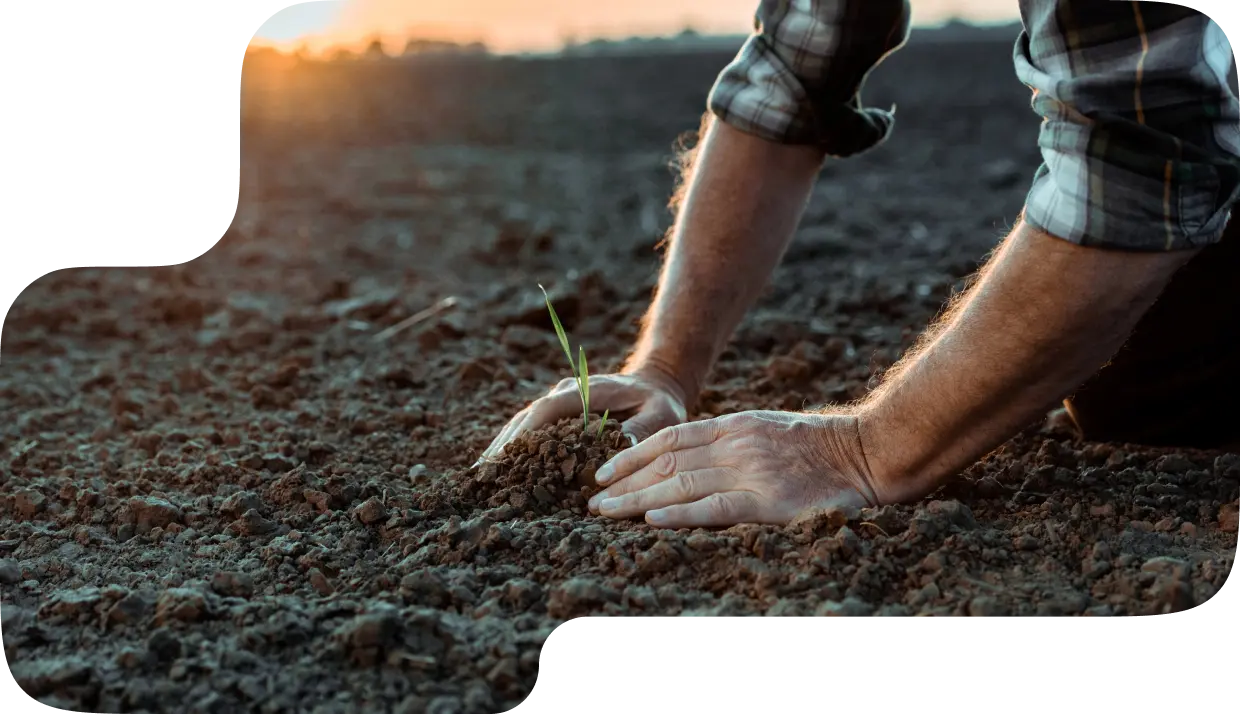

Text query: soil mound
(462, 417), (627, 516)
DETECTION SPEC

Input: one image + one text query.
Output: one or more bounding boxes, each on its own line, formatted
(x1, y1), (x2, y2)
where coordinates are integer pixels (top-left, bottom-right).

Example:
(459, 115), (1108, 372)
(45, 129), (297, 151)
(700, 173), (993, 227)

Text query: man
(482, 0), (1240, 528)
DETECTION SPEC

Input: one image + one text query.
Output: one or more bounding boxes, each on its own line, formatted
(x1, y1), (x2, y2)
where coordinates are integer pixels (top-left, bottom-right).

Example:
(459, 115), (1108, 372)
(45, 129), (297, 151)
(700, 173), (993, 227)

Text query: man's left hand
(587, 410), (880, 527)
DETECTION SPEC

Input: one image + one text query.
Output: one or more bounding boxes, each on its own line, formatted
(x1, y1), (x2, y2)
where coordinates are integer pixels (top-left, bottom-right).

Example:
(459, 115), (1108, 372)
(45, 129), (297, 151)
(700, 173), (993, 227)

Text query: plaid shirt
(708, 1), (1240, 250)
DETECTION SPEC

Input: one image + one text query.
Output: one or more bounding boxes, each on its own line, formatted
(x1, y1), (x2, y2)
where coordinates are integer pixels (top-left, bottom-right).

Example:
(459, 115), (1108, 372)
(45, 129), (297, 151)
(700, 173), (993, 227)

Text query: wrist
(625, 357), (698, 408)
(854, 398), (948, 504)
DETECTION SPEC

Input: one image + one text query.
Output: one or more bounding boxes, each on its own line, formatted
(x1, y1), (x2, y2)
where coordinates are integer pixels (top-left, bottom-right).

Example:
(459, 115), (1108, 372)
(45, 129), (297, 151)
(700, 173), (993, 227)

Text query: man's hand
(587, 411), (879, 527)
(478, 369), (688, 462)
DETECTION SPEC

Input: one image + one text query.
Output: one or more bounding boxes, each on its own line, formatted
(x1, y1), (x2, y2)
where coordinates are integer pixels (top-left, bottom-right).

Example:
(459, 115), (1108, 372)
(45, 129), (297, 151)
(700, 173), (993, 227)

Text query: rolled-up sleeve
(707, 0), (911, 157)
(1015, 1), (1240, 250)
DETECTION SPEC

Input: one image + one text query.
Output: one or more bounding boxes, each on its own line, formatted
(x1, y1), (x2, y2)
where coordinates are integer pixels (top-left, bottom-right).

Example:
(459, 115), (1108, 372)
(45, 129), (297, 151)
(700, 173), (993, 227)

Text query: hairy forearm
(625, 118), (827, 404)
(858, 219), (1196, 502)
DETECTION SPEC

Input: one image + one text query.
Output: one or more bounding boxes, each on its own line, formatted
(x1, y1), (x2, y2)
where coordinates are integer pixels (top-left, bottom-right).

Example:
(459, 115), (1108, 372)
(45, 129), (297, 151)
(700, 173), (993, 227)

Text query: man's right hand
(477, 368), (689, 463)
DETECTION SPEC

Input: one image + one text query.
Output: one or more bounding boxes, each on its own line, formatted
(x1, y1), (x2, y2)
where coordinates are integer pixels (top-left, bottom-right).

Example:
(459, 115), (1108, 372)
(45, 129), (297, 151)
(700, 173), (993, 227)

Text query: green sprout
(540, 284), (599, 434)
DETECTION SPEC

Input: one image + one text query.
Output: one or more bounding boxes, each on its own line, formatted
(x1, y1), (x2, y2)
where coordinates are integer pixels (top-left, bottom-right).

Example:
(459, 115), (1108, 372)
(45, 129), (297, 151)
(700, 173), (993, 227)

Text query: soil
(2, 26), (1237, 714)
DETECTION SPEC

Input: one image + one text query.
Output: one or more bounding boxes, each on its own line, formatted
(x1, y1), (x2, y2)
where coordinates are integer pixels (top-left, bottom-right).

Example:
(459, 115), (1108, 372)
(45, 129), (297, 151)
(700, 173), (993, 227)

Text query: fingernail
(646, 509), (667, 524)
(595, 464), (613, 485)
(625, 433), (638, 447)
(599, 497), (620, 514)
(588, 491), (608, 510)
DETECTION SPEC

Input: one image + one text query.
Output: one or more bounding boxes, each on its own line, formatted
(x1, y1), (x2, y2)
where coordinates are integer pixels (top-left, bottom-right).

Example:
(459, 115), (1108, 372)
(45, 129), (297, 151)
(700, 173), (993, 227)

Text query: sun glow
(252, 0), (1020, 55)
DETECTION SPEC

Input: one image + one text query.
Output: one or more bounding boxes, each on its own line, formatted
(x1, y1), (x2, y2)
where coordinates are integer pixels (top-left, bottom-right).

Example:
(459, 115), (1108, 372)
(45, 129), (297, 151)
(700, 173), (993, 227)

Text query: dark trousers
(1065, 218), (1240, 448)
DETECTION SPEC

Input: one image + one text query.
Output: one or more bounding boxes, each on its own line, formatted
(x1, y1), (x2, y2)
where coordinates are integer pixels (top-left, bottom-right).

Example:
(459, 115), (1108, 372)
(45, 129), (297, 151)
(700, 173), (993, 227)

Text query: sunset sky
(254, 0), (1021, 53)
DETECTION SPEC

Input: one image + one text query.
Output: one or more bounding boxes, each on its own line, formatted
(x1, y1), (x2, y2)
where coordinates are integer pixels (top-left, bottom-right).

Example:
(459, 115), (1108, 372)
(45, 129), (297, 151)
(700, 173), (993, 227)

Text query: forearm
(858, 219), (1196, 502)
(625, 118), (827, 404)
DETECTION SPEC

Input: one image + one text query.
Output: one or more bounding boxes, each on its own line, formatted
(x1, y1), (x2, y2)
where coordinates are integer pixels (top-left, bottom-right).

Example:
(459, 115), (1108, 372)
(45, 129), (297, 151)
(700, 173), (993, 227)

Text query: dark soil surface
(3, 27), (1237, 714)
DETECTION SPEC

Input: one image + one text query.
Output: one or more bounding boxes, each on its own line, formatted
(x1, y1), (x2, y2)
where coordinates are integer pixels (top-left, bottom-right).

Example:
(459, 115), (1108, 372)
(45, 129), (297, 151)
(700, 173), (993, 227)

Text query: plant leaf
(539, 284), (576, 378)
(597, 408), (609, 439)
(578, 346), (590, 429)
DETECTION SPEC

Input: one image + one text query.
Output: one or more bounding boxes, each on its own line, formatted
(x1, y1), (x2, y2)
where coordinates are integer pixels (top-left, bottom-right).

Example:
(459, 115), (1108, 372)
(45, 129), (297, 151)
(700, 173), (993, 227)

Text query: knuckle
(655, 427), (681, 451)
(653, 452), (677, 480)
(673, 471), (698, 500)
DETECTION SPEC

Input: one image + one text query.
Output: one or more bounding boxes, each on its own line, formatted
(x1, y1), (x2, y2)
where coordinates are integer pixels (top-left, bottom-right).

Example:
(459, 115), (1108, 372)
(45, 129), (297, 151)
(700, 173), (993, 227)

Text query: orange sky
(256, 0), (1020, 53)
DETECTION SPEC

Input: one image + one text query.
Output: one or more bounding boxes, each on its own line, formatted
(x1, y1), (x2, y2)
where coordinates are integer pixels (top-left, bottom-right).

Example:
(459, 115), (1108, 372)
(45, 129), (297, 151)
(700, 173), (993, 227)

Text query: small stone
(234, 508), (276, 536)
(13, 489), (46, 519)
(0, 558), (21, 585)
(155, 588), (212, 623)
(219, 491), (263, 518)
(1153, 517), (1177, 533)
(308, 568), (335, 596)
(355, 497), (388, 525)
(1014, 535), (1040, 551)
(107, 590), (153, 626)
(1179, 522), (1199, 537)
(128, 496), (183, 534)
(210, 571), (254, 598)
(1089, 503), (1115, 517)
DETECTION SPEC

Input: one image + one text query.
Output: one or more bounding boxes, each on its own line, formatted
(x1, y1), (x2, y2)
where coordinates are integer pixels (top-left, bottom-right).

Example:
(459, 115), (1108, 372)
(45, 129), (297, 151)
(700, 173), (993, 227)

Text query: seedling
(540, 284), (606, 436)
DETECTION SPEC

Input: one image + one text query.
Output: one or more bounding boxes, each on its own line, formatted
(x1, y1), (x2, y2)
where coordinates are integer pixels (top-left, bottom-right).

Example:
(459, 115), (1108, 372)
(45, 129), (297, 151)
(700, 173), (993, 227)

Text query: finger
(645, 491), (763, 529)
(587, 445), (718, 512)
(595, 419), (722, 487)
(597, 468), (733, 520)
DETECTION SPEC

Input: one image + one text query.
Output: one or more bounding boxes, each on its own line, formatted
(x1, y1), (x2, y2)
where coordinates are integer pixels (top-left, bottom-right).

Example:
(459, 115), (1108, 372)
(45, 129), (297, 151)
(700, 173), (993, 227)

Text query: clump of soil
(462, 417), (627, 516)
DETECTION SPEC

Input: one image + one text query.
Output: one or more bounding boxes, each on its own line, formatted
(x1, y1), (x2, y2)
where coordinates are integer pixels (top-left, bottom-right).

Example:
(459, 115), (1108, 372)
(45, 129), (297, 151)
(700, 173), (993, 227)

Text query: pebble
(155, 588), (212, 623)
(355, 497), (388, 525)
(129, 496), (183, 534)
(235, 508), (277, 536)
(108, 590), (154, 626)
(210, 571), (254, 598)
(0, 558), (21, 585)
(546, 576), (618, 618)
(308, 568), (335, 596)
(13, 489), (47, 519)
(219, 491), (264, 517)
